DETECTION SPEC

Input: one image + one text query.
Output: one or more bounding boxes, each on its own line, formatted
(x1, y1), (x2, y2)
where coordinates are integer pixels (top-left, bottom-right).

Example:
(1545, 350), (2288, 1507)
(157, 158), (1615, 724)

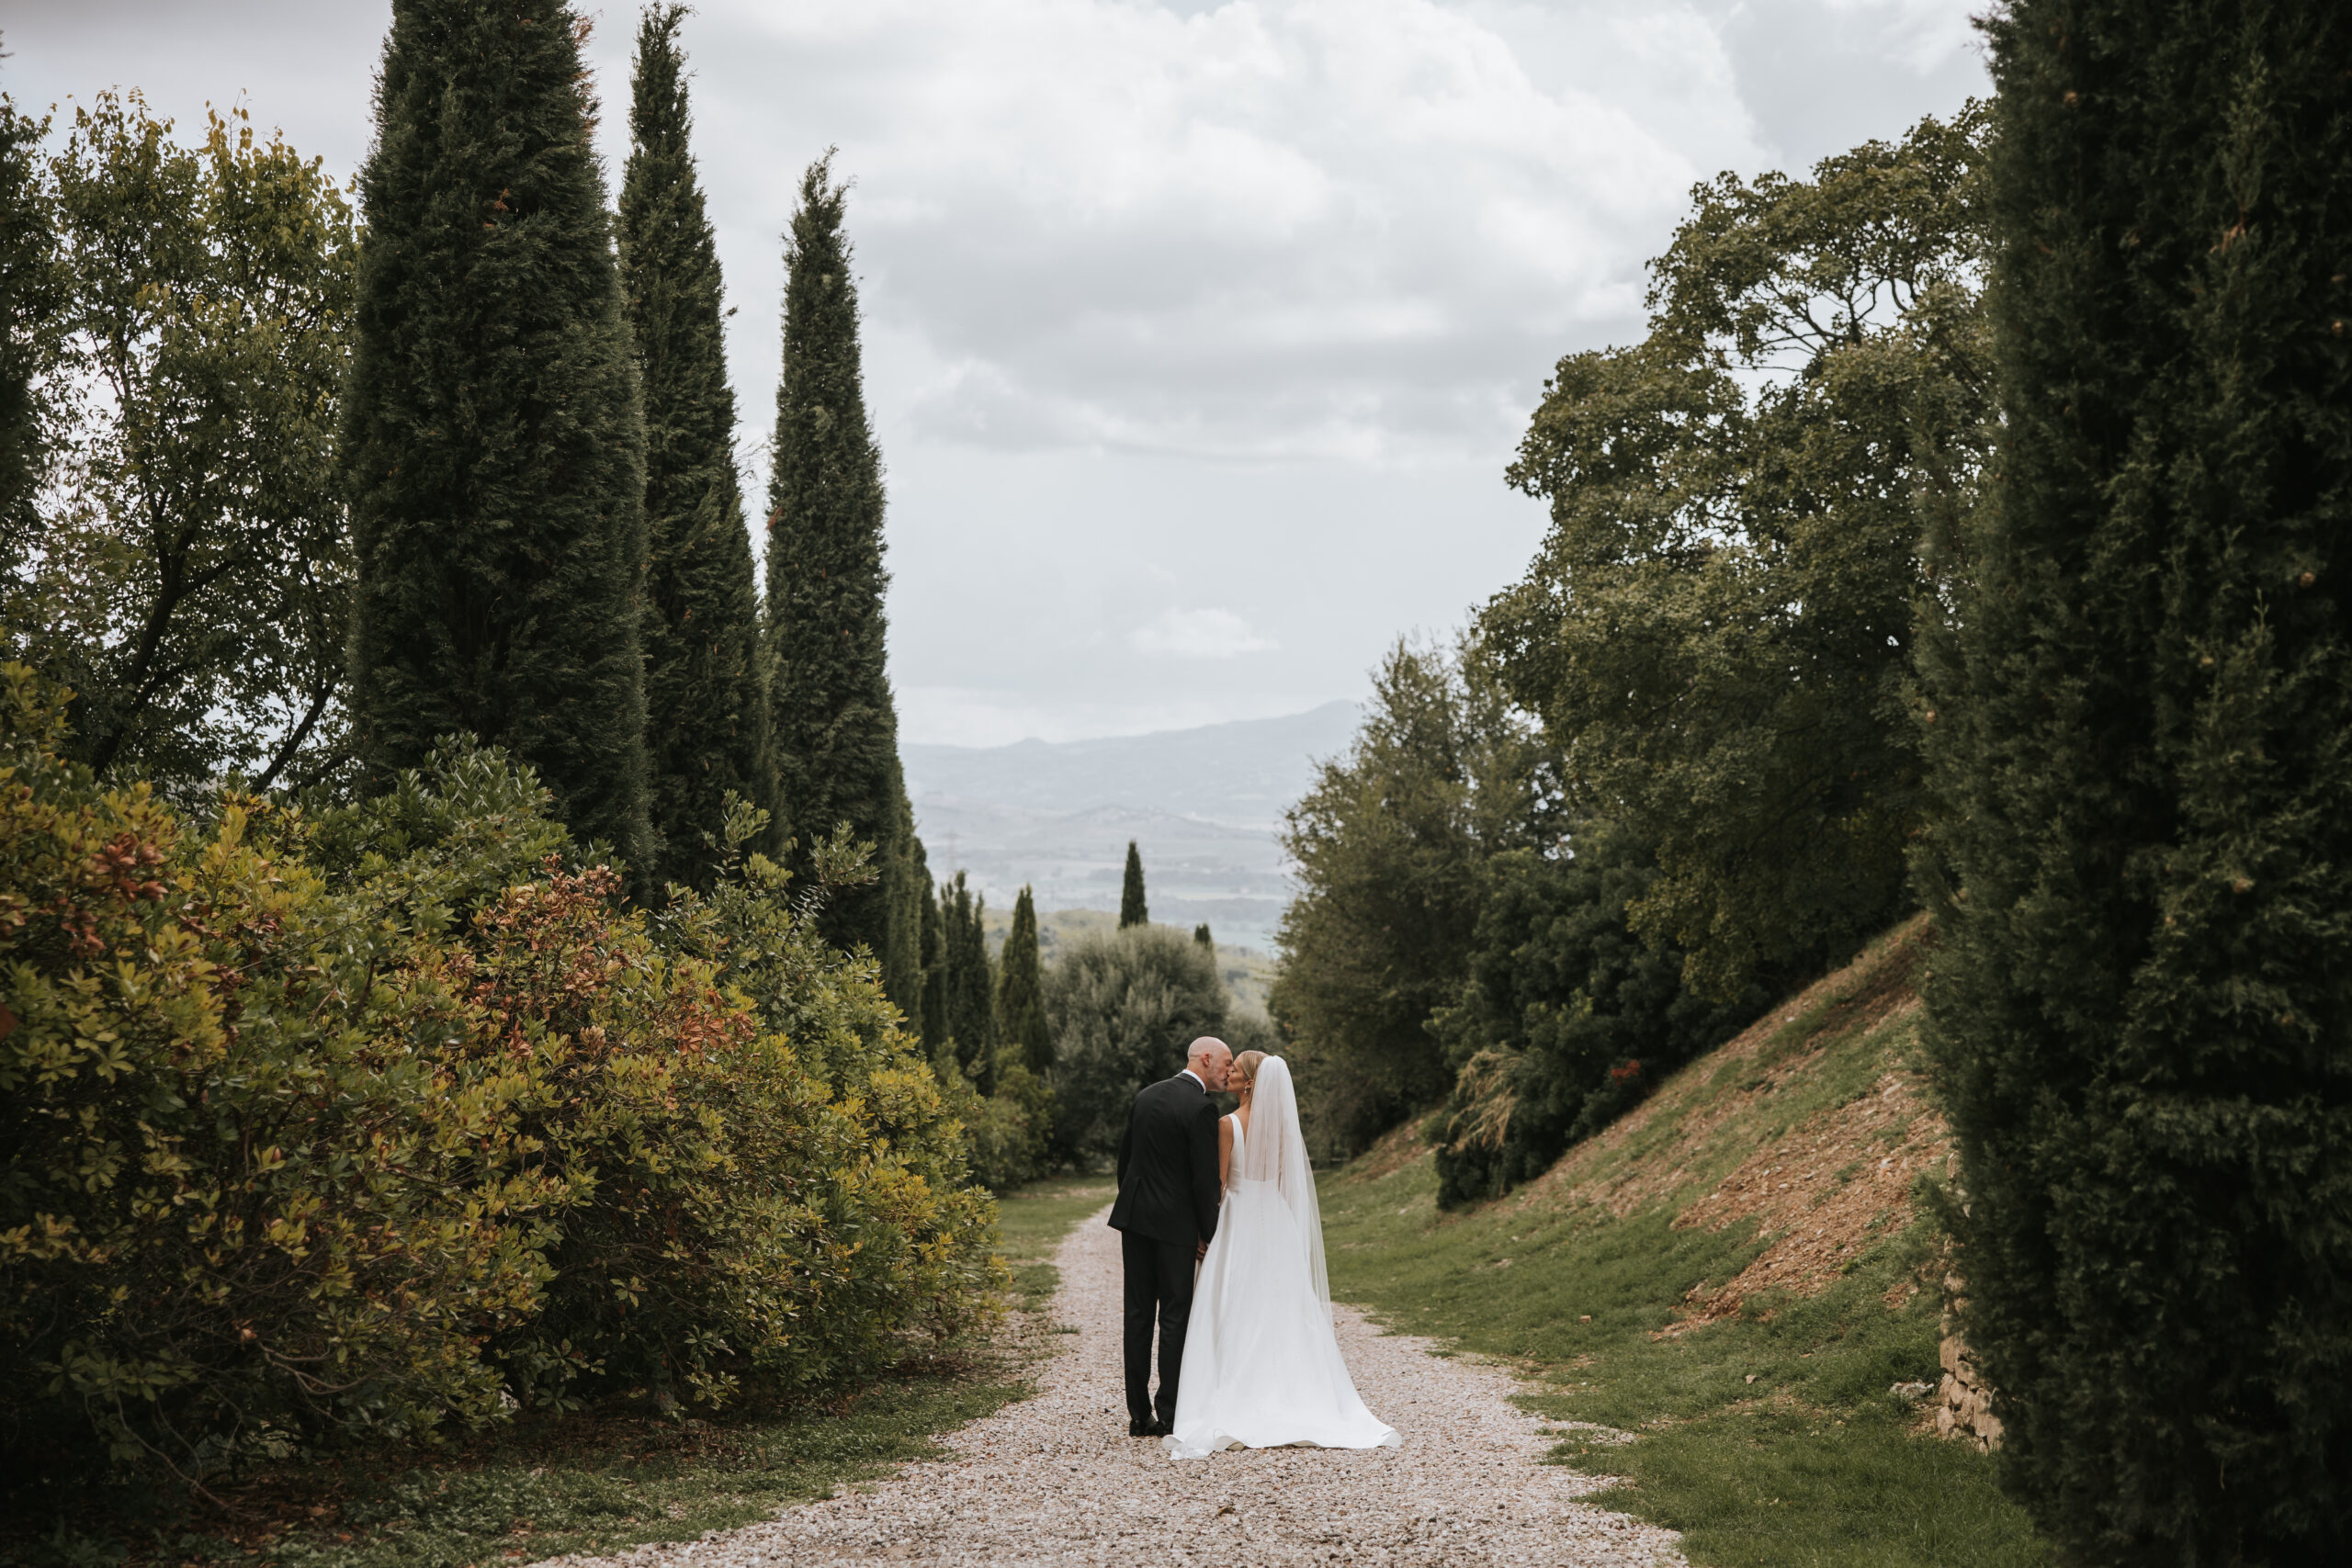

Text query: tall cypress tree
(884, 818), (928, 1022)
(0, 87), (56, 561)
(998, 885), (1049, 1073)
(1119, 840), (1148, 928)
(938, 872), (995, 1092)
(1919, 3), (2352, 1559)
(917, 874), (948, 1058)
(619, 5), (774, 891)
(345, 0), (651, 874)
(764, 154), (904, 955)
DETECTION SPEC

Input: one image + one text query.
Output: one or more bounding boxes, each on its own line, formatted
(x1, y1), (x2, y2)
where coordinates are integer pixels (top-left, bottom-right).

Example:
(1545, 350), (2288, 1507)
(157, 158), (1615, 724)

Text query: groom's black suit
(1108, 1070), (1223, 1430)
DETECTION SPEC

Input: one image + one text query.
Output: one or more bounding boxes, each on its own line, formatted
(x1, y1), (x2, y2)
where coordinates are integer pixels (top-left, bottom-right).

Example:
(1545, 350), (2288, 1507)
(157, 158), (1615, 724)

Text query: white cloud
(6, 0), (1987, 746)
(1131, 607), (1282, 660)
(683, 0), (1768, 463)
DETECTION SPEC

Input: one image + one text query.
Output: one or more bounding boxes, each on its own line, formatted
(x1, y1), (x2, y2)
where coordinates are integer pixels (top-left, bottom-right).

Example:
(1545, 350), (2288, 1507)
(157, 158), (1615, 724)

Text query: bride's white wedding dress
(1163, 1056), (1401, 1458)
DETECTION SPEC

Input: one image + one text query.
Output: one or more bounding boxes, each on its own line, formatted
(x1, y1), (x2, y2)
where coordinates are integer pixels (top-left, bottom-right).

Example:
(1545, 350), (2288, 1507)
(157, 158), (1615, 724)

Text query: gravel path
(547, 1205), (1685, 1567)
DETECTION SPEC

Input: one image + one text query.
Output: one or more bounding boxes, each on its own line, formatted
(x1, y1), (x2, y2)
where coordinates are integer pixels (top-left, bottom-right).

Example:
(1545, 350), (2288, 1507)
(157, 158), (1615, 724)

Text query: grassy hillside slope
(1319, 919), (2052, 1568)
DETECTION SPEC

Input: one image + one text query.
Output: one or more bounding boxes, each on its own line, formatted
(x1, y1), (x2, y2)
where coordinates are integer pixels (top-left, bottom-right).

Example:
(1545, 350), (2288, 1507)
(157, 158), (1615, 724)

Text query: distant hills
(902, 701), (1361, 954)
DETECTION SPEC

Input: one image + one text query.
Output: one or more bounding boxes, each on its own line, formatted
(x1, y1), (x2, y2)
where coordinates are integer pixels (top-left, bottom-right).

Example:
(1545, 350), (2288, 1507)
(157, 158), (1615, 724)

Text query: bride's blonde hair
(1231, 1049), (1267, 1090)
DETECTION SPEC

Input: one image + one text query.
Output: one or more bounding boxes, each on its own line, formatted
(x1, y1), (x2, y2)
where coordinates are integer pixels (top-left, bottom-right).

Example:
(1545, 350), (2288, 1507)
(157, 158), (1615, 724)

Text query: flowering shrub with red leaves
(0, 673), (999, 1486)
(0, 666), (551, 1487)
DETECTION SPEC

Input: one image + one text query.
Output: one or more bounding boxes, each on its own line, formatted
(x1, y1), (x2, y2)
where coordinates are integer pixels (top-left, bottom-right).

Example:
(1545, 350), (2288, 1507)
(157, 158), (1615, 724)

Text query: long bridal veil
(1238, 1056), (1327, 1303)
(1163, 1053), (1399, 1456)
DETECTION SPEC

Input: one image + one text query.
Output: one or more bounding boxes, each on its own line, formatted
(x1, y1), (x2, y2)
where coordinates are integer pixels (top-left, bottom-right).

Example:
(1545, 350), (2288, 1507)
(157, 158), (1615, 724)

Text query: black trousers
(1120, 1230), (1196, 1425)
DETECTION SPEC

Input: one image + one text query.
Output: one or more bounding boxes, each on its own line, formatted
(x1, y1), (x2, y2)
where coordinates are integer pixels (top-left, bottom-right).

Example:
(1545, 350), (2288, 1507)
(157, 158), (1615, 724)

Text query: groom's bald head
(1188, 1036), (1233, 1091)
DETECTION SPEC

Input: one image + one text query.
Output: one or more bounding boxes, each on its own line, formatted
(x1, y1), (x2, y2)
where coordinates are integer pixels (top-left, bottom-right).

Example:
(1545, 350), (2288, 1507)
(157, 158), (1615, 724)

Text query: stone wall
(1936, 1272), (2004, 1451)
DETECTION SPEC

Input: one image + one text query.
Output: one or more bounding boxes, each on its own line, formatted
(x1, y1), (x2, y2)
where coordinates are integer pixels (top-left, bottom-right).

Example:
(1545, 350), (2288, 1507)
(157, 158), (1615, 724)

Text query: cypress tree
(1119, 840), (1148, 928)
(0, 88), (56, 558)
(1193, 923), (1213, 950)
(1919, 3), (2352, 1559)
(883, 815), (927, 1022)
(345, 0), (651, 875)
(764, 154), (903, 955)
(917, 875), (948, 1058)
(619, 5), (774, 891)
(939, 872), (995, 1091)
(998, 886), (1050, 1072)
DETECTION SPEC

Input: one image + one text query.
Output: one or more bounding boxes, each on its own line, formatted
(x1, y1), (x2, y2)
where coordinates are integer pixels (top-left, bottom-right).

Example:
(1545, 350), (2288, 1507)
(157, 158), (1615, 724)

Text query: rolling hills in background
(901, 700), (1360, 955)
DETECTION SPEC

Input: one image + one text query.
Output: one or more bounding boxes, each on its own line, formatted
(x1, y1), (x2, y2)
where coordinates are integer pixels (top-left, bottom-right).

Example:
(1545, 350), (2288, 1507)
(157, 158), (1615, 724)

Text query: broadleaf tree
(16, 95), (355, 795)
(1487, 107), (1991, 998)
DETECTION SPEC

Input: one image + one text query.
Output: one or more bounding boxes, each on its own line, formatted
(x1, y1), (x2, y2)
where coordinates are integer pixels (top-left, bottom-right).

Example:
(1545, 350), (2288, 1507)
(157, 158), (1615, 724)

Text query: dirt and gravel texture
(539, 1204), (1685, 1567)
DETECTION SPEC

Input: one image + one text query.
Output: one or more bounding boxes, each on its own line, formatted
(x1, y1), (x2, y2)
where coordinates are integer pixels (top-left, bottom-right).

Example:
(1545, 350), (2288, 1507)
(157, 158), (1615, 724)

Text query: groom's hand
(1196, 1239), (1207, 1260)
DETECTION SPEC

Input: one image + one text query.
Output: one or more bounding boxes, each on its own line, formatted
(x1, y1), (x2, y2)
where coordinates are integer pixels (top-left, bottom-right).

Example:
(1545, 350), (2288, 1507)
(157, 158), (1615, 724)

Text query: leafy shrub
(0, 670), (547, 1487)
(937, 1059), (1055, 1193)
(1045, 925), (1227, 1163)
(0, 679), (999, 1491)
(327, 773), (1001, 1409)
(1431, 829), (1762, 1206)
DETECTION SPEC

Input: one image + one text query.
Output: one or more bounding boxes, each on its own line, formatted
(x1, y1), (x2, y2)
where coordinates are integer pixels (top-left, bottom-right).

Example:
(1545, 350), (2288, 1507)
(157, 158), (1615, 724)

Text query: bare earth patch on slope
(1513, 919), (1931, 1223)
(1668, 1042), (1949, 1327)
(1493, 919), (1948, 1331)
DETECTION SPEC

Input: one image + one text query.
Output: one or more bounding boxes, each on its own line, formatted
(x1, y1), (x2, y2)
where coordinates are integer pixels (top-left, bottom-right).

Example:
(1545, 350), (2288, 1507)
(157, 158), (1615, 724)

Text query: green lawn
(21, 1181), (1111, 1568)
(1321, 1154), (2053, 1568)
(994, 1172), (1115, 1311)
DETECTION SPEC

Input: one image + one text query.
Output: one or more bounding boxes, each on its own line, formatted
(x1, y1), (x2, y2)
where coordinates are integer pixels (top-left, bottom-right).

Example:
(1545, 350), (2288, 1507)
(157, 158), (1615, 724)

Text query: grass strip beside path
(1320, 1154), (2054, 1568)
(995, 1174), (1116, 1313)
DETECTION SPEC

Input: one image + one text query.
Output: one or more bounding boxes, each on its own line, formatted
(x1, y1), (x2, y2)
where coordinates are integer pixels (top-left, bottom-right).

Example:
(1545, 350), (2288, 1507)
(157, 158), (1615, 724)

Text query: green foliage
(763, 154), (903, 958)
(937, 1061), (1055, 1195)
(73, 1180), (1113, 1568)
(997, 886), (1050, 1072)
(1272, 637), (1555, 1156)
(1045, 924), (1227, 1163)
(1317, 1039), (2050, 1568)
(0, 667), (999, 1496)
(1486, 107), (1990, 999)
(620, 6), (775, 893)
(1432, 824), (1763, 1207)
(9, 93), (356, 795)
(0, 667), (547, 1488)
(936, 872), (995, 1091)
(910, 870), (1051, 1189)
(915, 868), (948, 1054)
(1117, 841), (1147, 928)
(877, 785), (924, 1020)
(344, 0), (652, 881)
(1917, 5), (2352, 1560)
(0, 89), (60, 562)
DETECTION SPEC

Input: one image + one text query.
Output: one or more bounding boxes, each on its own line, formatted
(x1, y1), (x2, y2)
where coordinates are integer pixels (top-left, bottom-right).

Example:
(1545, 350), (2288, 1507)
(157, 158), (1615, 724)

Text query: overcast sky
(7, 0), (1985, 746)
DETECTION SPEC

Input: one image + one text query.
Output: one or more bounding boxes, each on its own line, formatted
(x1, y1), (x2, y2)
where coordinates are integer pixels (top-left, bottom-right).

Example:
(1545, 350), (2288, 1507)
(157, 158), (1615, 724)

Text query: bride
(1163, 1050), (1401, 1457)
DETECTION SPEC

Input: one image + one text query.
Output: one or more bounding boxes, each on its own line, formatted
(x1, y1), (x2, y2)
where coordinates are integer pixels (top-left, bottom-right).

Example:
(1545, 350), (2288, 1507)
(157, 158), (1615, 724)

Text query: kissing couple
(1108, 1035), (1401, 1458)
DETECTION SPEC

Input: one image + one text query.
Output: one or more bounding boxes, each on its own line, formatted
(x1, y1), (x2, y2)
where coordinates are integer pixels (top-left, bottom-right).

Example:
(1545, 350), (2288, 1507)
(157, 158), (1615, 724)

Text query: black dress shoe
(1148, 1418), (1172, 1438)
(1128, 1416), (1154, 1438)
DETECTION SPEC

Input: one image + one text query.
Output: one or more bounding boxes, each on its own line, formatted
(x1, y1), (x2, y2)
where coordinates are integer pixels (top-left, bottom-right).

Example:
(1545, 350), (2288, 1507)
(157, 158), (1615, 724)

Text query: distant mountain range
(902, 701), (1361, 954)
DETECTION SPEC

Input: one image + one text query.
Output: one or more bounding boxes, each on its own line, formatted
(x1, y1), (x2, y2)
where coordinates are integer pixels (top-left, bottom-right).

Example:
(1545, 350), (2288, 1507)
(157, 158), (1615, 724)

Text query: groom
(1108, 1035), (1231, 1437)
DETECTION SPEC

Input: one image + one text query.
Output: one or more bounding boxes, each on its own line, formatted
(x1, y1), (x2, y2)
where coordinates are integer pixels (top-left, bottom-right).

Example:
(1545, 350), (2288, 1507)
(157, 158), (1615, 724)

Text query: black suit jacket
(1108, 1073), (1223, 1250)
